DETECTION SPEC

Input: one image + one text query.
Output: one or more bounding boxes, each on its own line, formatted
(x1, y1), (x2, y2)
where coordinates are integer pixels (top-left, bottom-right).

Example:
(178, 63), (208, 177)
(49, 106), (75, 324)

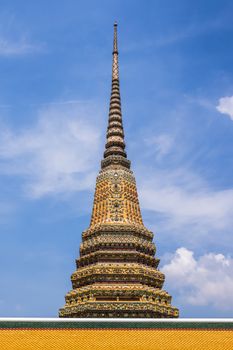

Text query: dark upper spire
(113, 22), (118, 51)
(101, 23), (131, 169)
(112, 22), (119, 78)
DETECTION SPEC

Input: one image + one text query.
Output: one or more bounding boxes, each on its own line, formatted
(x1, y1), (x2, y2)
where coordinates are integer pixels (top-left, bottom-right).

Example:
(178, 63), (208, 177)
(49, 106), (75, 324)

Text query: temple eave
(59, 302), (179, 318)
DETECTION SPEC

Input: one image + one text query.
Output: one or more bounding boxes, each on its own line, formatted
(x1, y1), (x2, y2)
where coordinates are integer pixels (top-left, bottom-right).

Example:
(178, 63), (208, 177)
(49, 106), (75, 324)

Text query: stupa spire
(102, 23), (130, 169)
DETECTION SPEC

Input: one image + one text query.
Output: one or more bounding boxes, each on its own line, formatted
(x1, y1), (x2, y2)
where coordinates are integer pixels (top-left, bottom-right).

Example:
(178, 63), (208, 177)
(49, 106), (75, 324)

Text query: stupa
(59, 23), (179, 318)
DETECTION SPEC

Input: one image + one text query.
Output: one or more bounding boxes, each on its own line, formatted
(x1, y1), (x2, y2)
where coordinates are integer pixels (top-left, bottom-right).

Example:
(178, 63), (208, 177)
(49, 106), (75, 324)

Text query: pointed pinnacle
(101, 23), (130, 169)
(113, 22), (118, 54)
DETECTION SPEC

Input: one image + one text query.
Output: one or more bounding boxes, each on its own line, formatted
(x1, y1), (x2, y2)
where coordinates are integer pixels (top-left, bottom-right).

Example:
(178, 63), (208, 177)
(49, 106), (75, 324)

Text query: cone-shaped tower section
(59, 23), (179, 318)
(102, 22), (130, 170)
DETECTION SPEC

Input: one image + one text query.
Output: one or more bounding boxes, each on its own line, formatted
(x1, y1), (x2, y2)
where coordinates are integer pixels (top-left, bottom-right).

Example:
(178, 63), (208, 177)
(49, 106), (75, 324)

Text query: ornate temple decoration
(59, 23), (179, 318)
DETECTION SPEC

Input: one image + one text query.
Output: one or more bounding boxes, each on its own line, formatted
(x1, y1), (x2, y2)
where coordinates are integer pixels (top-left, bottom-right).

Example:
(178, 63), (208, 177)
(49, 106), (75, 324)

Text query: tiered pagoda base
(59, 223), (179, 318)
(59, 283), (178, 318)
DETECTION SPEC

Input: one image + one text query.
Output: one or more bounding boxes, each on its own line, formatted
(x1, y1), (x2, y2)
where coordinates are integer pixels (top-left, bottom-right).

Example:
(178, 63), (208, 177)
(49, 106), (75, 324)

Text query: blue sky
(0, 0), (233, 318)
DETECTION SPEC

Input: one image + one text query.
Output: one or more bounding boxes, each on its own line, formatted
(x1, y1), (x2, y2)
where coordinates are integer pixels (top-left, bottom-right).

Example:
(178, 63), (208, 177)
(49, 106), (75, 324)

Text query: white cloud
(0, 36), (44, 56)
(144, 134), (173, 159)
(139, 168), (233, 235)
(0, 102), (102, 198)
(162, 247), (233, 310)
(216, 96), (233, 121)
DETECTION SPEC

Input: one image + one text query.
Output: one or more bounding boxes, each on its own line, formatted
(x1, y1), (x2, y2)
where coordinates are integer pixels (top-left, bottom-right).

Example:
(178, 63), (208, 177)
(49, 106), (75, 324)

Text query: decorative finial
(113, 22), (118, 54)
